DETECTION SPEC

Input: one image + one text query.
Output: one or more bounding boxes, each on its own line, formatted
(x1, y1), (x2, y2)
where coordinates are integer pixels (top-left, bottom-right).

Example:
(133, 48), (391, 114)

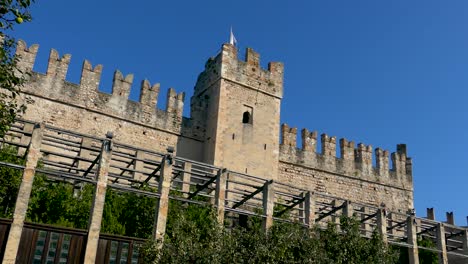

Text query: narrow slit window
(242, 111), (251, 124)
(242, 105), (253, 124)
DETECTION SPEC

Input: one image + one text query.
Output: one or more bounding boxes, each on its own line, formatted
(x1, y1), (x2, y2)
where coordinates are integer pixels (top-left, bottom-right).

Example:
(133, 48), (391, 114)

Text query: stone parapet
(193, 44), (283, 99)
(280, 123), (413, 189)
(16, 40), (185, 134)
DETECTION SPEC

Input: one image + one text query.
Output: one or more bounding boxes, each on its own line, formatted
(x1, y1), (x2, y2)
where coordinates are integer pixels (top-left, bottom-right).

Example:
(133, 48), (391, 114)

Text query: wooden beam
(274, 195), (305, 217)
(232, 180), (273, 209)
(187, 174), (217, 200)
(82, 154), (100, 178)
(316, 202), (345, 222)
(360, 212), (378, 223)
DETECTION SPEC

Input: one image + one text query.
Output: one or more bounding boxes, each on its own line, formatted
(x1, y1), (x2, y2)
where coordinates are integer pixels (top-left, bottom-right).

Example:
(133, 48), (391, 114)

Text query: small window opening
(242, 111), (251, 124)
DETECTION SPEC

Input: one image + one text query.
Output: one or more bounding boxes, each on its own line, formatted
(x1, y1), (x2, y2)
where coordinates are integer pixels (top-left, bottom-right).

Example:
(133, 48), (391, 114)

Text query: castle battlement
(194, 44), (284, 98)
(16, 40), (185, 134)
(14, 38), (414, 214)
(279, 123), (413, 189)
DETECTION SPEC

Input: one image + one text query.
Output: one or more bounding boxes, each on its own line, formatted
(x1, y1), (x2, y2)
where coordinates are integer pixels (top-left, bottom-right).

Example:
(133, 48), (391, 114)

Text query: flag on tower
(229, 27), (237, 46)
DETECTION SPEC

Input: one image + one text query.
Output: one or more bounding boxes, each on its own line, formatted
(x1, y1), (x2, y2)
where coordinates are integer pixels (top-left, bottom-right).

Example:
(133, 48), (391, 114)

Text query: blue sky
(11, 0), (468, 225)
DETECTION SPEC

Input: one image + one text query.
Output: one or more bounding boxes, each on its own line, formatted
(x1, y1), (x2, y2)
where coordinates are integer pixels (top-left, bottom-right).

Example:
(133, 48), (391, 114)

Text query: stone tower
(191, 44), (284, 179)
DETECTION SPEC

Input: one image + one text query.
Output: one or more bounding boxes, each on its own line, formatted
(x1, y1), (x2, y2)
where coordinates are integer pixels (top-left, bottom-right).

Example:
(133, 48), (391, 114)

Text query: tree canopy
(0, 0), (34, 136)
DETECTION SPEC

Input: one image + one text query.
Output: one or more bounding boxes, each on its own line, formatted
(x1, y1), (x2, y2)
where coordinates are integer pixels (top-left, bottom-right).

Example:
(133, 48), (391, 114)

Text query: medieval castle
(15, 40), (413, 213)
(2, 39), (467, 263)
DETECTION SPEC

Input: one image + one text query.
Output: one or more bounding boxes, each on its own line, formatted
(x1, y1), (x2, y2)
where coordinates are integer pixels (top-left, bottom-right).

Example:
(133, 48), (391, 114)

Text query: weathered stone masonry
(15, 39), (413, 214)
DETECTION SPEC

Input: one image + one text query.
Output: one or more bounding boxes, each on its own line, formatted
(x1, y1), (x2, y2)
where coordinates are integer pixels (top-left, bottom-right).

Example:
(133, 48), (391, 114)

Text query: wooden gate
(0, 219), (144, 263)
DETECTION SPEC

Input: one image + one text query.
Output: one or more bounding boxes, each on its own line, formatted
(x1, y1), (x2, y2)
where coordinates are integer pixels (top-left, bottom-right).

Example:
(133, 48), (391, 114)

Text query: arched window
(242, 111), (251, 124)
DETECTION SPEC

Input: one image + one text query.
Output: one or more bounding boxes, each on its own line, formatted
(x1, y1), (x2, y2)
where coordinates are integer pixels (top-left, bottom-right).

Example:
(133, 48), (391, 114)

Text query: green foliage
(141, 204), (398, 264)
(0, 145), (159, 237)
(101, 186), (157, 238)
(27, 176), (94, 229)
(155, 201), (224, 263)
(0, 35), (26, 136)
(0, 0), (33, 29)
(28, 177), (159, 238)
(0, 0), (34, 137)
(394, 236), (438, 264)
(418, 237), (438, 264)
(0, 145), (24, 217)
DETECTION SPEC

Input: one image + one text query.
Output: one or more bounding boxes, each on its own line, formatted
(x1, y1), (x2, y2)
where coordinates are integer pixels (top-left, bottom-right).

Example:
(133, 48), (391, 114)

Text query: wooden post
(387, 213), (396, 238)
(262, 181), (275, 231)
(153, 153), (173, 241)
(2, 123), (44, 264)
(17, 122), (34, 156)
(181, 162), (192, 197)
(78, 138), (94, 170)
(83, 133), (113, 264)
(331, 200), (340, 225)
(462, 229), (468, 251)
(407, 216), (419, 264)
(361, 207), (371, 237)
(214, 169), (227, 224)
(343, 201), (353, 218)
(376, 208), (388, 244)
(304, 191), (315, 228)
(436, 223), (448, 264)
(133, 150), (146, 181)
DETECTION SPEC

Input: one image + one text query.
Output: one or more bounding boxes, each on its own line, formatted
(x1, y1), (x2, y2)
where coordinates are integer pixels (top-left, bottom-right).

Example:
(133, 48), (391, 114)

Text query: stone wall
(279, 124), (414, 211)
(16, 40), (203, 157)
(191, 44), (283, 179)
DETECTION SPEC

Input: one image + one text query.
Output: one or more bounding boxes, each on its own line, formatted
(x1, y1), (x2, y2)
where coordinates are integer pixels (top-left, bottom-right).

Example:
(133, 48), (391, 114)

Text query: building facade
(16, 39), (414, 213)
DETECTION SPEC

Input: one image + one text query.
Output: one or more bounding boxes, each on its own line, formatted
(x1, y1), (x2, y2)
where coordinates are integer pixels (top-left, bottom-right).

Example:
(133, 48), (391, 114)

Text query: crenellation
(321, 133), (336, 157)
(139, 79), (160, 110)
(340, 138), (355, 160)
(279, 129), (413, 189)
(245, 48), (260, 67)
(375, 148), (389, 177)
(391, 144), (408, 181)
(340, 138), (355, 174)
(355, 143), (373, 175)
(281, 124), (297, 148)
(320, 133), (337, 171)
(301, 128), (317, 152)
(17, 41), (187, 136)
(111, 70), (133, 99)
(219, 44), (283, 98)
(46, 49), (71, 81)
(80, 60), (103, 95)
(268, 62), (284, 75)
(15, 39), (39, 73)
(166, 88), (185, 118)
(405, 157), (413, 181)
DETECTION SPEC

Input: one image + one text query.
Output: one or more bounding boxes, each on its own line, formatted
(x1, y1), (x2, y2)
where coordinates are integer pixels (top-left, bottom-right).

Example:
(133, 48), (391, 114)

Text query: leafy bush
(140, 203), (398, 264)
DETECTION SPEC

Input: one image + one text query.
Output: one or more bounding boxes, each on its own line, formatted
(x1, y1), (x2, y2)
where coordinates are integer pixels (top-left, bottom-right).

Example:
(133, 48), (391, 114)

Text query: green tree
(0, 145), (24, 217)
(140, 204), (398, 264)
(27, 176), (94, 229)
(418, 237), (438, 264)
(100, 186), (158, 238)
(0, 0), (35, 136)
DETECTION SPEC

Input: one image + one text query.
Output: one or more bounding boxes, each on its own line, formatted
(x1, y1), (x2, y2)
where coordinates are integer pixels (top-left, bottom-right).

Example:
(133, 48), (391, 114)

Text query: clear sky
(10, 0), (468, 225)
